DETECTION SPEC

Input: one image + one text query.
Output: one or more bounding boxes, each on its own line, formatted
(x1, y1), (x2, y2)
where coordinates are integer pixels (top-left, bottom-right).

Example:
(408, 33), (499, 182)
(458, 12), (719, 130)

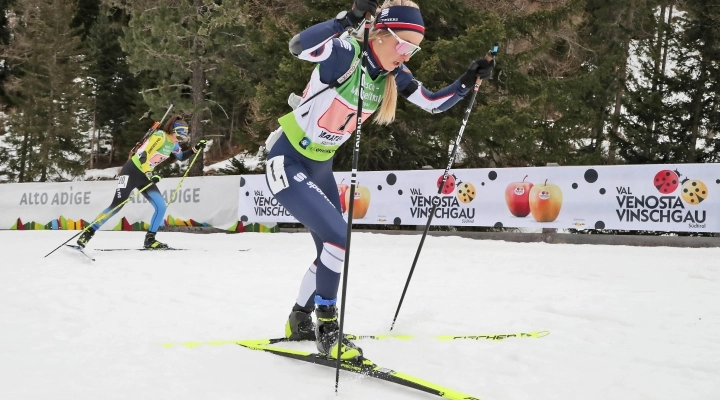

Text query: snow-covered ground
(1, 230), (719, 400)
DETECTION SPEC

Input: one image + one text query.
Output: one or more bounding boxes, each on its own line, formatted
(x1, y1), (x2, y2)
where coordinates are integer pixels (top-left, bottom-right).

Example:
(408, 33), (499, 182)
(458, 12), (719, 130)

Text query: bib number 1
(266, 156), (289, 194)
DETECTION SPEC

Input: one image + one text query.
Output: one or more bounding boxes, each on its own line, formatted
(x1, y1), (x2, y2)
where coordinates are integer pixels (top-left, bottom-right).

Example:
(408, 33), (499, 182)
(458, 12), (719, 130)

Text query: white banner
(0, 176), (240, 230)
(238, 164), (719, 232)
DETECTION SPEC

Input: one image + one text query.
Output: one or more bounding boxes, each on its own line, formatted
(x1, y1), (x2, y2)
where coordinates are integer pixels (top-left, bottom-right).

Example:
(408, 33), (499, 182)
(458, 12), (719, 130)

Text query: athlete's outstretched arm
(395, 66), (472, 114)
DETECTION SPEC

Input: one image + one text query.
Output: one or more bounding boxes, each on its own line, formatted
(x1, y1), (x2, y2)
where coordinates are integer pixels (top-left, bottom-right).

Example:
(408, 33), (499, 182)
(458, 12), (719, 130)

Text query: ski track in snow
(1, 230), (719, 400)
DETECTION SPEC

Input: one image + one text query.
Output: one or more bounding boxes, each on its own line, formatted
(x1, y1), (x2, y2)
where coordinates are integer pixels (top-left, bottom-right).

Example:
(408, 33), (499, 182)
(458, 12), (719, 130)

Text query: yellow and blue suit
(90, 130), (195, 232)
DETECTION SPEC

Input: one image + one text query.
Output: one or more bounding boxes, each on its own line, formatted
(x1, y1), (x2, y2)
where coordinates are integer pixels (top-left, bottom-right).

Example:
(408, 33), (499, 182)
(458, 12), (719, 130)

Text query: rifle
(128, 102), (175, 159)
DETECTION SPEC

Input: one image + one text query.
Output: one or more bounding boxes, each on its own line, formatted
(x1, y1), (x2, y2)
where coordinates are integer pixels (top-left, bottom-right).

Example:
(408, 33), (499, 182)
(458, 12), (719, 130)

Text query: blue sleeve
(297, 19), (347, 52)
(172, 143), (194, 161)
(395, 65), (471, 114)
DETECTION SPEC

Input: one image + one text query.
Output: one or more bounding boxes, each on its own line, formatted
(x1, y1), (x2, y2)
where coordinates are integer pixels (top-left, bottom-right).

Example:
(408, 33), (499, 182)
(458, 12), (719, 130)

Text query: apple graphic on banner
(337, 179), (350, 213)
(529, 179), (563, 222)
(345, 183), (371, 219)
(505, 175), (533, 217)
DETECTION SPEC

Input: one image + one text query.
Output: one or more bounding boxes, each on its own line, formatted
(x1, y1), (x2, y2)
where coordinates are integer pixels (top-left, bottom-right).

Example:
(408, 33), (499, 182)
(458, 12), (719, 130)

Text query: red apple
(337, 179), (349, 213)
(505, 175), (533, 217)
(529, 179), (563, 222)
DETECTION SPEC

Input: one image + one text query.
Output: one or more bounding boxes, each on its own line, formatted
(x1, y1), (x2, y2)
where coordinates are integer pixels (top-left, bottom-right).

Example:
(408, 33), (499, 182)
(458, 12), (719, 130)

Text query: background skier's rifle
(128, 102), (175, 159)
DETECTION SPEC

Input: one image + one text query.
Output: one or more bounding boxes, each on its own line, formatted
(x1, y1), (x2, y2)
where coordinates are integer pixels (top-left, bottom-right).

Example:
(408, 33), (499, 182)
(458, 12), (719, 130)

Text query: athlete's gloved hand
(459, 57), (496, 89)
(146, 172), (162, 183)
(193, 139), (207, 153)
(350, 0), (379, 22)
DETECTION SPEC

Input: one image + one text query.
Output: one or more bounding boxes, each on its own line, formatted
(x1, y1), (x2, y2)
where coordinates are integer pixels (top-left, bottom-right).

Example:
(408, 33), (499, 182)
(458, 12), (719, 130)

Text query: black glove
(146, 172), (162, 183)
(193, 139), (207, 153)
(350, 0), (379, 22)
(459, 57), (496, 88)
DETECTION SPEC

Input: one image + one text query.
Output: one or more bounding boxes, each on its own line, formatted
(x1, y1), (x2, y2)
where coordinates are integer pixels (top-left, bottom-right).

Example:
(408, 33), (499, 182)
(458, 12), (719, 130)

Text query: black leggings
(90, 162), (166, 232)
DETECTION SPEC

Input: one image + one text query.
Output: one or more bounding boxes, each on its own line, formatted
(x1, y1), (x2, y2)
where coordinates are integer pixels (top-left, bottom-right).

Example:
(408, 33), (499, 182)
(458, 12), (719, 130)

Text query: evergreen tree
(427, 0), (589, 168)
(1, 0), (89, 182)
(0, 0), (16, 109)
(70, 0), (100, 40)
(119, 0), (247, 176)
(570, 0), (659, 165)
(663, 0), (720, 163)
(616, 1), (680, 164)
(85, 8), (142, 166)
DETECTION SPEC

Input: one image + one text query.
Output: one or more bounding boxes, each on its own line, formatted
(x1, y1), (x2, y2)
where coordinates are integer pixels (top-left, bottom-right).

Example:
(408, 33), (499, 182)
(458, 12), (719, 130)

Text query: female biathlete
(265, 0), (495, 360)
(77, 115), (207, 250)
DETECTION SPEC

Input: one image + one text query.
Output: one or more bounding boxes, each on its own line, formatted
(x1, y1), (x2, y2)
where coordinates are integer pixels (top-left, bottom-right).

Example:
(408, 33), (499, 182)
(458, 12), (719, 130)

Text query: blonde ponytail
(373, 73), (397, 125)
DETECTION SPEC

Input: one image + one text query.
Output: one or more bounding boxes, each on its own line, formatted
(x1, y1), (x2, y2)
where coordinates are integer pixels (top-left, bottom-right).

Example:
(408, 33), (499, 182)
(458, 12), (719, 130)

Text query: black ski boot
(285, 305), (316, 341)
(315, 305), (362, 360)
(76, 227), (96, 248)
(143, 231), (169, 250)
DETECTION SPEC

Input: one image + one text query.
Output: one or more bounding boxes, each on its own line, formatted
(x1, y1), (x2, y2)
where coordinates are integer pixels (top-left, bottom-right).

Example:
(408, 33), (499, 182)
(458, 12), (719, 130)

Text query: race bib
(266, 156), (289, 194)
(117, 175), (129, 189)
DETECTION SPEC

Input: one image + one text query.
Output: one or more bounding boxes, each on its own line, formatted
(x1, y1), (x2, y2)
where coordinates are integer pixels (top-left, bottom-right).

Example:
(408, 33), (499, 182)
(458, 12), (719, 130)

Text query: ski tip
(65, 244), (95, 261)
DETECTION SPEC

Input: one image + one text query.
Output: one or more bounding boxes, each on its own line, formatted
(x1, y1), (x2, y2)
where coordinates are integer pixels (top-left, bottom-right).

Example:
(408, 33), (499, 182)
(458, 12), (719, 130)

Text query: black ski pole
(389, 46), (498, 331)
(43, 181), (156, 258)
(335, 12), (372, 392)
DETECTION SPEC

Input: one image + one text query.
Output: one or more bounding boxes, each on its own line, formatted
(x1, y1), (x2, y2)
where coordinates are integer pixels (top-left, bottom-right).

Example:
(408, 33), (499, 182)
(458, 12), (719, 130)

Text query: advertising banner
(0, 176), (240, 230)
(238, 164), (719, 232)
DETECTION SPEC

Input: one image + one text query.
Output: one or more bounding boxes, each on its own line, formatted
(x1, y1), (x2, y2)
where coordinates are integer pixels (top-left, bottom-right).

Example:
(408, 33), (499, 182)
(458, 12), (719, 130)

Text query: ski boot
(143, 231), (169, 250)
(315, 303), (362, 360)
(285, 305), (316, 341)
(76, 227), (96, 248)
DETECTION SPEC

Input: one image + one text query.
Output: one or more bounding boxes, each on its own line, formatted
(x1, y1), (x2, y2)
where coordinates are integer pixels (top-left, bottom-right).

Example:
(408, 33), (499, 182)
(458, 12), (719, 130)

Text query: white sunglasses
(386, 27), (421, 58)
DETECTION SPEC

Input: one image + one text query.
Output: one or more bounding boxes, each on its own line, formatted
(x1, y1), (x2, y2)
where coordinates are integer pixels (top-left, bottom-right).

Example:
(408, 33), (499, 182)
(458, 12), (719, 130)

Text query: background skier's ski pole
(335, 12), (373, 392)
(389, 45), (499, 331)
(44, 181), (156, 258)
(165, 148), (202, 207)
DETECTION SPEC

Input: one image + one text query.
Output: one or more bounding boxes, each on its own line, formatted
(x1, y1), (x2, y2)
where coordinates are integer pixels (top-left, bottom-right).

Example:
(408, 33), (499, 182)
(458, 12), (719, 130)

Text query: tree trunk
(189, 0), (205, 177)
(607, 0), (635, 164)
(18, 131), (28, 182)
(190, 60), (205, 177)
(608, 85), (624, 164)
(707, 94), (719, 139)
(644, 2), (667, 153)
(228, 103), (235, 155)
(659, 3), (674, 94)
(689, 62), (707, 162)
(90, 96), (97, 170)
(110, 139), (115, 164)
(652, 3), (667, 95)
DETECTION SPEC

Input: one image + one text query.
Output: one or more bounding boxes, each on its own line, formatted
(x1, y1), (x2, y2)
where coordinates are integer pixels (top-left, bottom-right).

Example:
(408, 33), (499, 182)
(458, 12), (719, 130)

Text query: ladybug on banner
(653, 169), (680, 194)
(680, 177), (708, 205)
(436, 174), (456, 195)
(456, 179), (477, 204)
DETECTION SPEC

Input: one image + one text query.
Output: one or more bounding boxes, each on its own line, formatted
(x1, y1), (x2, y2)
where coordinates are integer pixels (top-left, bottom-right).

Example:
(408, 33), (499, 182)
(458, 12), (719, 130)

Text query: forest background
(0, 0), (717, 183)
